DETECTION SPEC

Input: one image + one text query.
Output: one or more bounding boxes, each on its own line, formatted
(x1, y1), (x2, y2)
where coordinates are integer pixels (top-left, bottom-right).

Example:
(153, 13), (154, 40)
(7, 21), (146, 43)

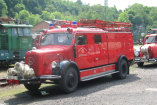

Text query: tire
(24, 83), (41, 91)
(59, 67), (78, 94)
(112, 59), (128, 79)
(137, 62), (144, 67)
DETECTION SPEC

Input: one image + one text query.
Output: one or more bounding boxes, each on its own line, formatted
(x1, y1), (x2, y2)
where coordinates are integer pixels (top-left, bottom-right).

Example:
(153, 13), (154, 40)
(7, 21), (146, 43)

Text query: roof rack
(52, 20), (73, 28)
(52, 19), (132, 32)
(0, 17), (15, 22)
(79, 19), (132, 32)
(0, 17), (27, 25)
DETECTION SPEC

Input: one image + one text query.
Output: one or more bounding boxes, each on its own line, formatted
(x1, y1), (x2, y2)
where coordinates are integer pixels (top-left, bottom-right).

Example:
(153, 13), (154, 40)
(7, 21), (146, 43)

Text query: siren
(147, 31), (151, 35)
(49, 23), (54, 29)
(72, 21), (77, 28)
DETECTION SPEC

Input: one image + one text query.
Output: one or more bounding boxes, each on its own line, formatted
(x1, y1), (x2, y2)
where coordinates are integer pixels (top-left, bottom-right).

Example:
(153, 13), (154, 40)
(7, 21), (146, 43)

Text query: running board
(81, 70), (119, 81)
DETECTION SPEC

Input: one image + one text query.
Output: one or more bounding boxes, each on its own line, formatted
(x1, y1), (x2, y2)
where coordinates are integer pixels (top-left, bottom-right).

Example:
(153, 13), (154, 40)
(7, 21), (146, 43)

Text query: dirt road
(1, 63), (157, 105)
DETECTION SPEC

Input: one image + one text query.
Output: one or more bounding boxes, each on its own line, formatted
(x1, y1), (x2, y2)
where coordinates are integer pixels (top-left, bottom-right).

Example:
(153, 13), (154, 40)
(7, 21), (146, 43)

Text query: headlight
(135, 51), (140, 57)
(32, 47), (37, 50)
(51, 61), (57, 68)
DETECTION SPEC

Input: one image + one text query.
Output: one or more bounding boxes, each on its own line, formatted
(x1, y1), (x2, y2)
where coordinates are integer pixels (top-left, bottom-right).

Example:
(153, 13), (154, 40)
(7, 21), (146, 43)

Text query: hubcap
(67, 73), (75, 87)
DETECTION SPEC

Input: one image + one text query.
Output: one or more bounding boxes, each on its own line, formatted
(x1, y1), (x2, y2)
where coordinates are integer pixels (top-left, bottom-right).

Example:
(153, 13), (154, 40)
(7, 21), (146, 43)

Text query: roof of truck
(0, 23), (33, 28)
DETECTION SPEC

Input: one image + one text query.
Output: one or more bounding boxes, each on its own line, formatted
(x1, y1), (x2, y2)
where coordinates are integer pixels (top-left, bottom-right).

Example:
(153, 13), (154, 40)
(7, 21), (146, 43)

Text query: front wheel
(59, 67), (78, 94)
(24, 83), (41, 91)
(112, 59), (128, 79)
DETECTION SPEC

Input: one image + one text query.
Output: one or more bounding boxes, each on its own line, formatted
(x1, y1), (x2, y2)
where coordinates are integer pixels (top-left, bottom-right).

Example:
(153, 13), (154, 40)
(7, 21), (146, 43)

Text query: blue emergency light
(49, 23), (54, 29)
(72, 21), (77, 25)
(49, 23), (53, 26)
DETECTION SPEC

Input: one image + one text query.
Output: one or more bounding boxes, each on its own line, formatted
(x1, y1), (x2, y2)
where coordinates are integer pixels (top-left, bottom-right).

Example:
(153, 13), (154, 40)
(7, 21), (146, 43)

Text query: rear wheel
(24, 83), (41, 91)
(137, 62), (144, 67)
(59, 67), (78, 94)
(112, 59), (128, 79)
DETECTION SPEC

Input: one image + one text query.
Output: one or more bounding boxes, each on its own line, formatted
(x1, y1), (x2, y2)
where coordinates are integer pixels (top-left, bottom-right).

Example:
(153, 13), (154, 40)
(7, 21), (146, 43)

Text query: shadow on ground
(132, 62), (157, 70)
(4, 73), (140, 105)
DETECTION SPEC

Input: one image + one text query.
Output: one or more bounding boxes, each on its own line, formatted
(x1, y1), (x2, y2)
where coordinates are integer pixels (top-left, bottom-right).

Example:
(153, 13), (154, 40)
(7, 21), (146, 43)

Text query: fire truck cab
(7, 19), (134, 93)
(135, 28), (157, 66)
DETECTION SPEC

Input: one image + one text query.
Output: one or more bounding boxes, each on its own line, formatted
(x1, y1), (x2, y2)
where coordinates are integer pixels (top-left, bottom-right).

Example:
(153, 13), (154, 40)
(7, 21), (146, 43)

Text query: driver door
(74, 33), (95, 69)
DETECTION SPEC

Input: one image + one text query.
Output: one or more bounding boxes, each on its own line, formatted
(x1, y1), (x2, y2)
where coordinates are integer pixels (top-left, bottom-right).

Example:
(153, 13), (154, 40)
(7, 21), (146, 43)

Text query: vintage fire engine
(135, 28), (157, 67)
(7, 19), (134, 93)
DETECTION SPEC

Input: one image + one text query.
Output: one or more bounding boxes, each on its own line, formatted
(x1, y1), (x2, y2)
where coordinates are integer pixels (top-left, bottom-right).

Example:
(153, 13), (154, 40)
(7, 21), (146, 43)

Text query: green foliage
(0, 0), (8, 17)
(14, 3), (25, 13)
(41, 11), (55, 20)
(53, 11), (64, 20)
(118, 12), (130, 23)
(29, 13), (42, 26)
(76, 0), (82, 5)
(0, 0), (157, 42)
(19, 10), (29, 20)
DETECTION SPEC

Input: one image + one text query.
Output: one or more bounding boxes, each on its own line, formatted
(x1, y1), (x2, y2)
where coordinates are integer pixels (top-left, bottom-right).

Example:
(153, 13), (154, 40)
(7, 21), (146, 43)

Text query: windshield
(40, 33), (73, 46)
(12, 28), (31, 36)
(145, 36), (157, 44)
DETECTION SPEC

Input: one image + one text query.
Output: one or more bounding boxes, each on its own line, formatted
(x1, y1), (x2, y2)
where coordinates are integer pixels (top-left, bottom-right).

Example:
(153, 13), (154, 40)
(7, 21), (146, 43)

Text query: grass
(0, 85), (27, 98)
(134, 44), (142, 46)
(0, 70), (54, 99)
(0, 83), (53, 99)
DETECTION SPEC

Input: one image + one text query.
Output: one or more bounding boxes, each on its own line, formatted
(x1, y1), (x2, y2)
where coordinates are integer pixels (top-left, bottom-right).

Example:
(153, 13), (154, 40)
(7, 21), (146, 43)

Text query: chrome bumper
(135, 57), (157, 62)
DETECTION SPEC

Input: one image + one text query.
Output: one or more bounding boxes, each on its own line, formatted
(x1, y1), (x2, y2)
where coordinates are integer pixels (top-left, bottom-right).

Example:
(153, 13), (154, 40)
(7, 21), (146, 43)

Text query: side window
(12, 28), (17, 36)
(0, 26), (7, 33)
(76, 35), (88, 45)
(24, 28), (30, 36)
(94, 35), (102, 44)
(18, 28), (23, 36)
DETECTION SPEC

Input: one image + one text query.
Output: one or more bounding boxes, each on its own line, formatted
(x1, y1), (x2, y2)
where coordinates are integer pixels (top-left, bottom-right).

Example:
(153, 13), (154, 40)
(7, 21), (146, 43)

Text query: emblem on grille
(28, 57), (34, 65)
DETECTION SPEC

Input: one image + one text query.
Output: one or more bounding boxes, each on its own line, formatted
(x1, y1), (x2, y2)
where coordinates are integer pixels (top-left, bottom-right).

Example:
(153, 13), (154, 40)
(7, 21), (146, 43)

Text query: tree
(132, 14), (143, 25)
(76, 0), (82, 5)
(45, 4), (56, 12)
(14, 13), (19, 19)
(118, 12), (130, 23)
(53, 11), (64, 19)
(29, 13), (42, 26)
(86, 9), (92, 19)
(14, 3), (25, 13)
(41, 11), (55, 20)
(19, 10), (29, 20)
(0, 0), (8, 17)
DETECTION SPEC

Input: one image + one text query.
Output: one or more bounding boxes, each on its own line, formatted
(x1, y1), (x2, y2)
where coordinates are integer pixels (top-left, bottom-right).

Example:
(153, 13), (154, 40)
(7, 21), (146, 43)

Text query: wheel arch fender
(58, 60), (80, 80)
(116, 55), (129, 74)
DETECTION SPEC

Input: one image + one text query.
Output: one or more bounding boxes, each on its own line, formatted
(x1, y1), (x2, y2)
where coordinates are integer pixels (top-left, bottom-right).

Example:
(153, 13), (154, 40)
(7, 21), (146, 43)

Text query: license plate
(140, 58), (148, 62)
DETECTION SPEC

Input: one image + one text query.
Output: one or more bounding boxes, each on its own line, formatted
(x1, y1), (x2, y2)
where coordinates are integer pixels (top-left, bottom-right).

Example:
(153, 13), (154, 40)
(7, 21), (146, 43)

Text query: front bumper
(7, 75), (61, 84)
(135, 57), (157, 62)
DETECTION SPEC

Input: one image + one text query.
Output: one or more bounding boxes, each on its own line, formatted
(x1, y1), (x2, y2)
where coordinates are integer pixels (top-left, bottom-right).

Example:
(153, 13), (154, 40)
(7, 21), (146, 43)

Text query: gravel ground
(1, 63), (157, 105)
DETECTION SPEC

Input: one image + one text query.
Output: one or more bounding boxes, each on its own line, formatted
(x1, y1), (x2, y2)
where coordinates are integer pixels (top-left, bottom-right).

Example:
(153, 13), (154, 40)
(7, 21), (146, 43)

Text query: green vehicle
(0, 17), (33, 66)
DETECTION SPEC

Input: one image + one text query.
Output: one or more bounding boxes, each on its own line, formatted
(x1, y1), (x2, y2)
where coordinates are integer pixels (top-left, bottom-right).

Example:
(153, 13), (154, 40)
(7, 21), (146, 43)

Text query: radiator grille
(25, 54), (39, 76)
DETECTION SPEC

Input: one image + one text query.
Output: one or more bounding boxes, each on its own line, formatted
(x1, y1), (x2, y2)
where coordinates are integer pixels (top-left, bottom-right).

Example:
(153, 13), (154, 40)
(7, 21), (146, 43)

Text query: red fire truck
(7, 19), (134, 93)
(135, 28), (157, 66)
